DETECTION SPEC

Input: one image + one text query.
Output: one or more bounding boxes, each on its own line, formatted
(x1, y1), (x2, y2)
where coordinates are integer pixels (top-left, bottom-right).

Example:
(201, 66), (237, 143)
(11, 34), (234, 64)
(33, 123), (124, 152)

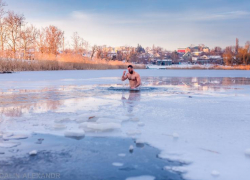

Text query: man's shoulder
(135, 71), (140, 76)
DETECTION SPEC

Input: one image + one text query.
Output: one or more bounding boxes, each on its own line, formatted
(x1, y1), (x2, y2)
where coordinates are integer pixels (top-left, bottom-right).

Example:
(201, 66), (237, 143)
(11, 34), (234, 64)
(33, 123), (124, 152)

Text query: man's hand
(122, 70), (128, 81)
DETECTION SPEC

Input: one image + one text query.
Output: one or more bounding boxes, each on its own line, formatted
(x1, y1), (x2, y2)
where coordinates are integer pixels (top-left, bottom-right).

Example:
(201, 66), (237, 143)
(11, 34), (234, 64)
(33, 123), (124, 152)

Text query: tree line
(0, 1), (88, 60)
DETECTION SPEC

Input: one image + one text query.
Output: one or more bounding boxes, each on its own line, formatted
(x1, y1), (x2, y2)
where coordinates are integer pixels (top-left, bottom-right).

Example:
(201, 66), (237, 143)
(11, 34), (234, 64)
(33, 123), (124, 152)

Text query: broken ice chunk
(0, 142), (21, 148)
(3, 135), (29, 140)
(245, 148), (250, 157)
(135, 139), (145, 148)
(172, 133), (179, 139)
(79, 122), (121, 132)
(64, 131), (85, 140)
(131, 117), (139, 122)
(53, 124), (67, 130)
(137, 122), (145, 127)
(29, 150), (37, 156)
(164, 166), (188, 174)
(112, 162), (123, 167)
(3, 132), (13, 137)
(126, 175), (155, 180)
(54, 118), (73, 123)
(129, 145), (134, 153)
(118, 153), (126, 157)
(126, 130), (141, 136)
(75, 115), (98, 123)
(211, 170), (220, 177)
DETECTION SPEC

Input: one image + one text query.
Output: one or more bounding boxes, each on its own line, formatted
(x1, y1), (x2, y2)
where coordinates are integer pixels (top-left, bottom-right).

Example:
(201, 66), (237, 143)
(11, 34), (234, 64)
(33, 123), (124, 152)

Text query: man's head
(127, 65), (134, 74)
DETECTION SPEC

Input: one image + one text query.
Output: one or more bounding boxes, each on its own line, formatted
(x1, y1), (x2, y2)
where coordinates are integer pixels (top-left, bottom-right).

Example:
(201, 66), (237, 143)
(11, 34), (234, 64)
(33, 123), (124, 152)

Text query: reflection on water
(0, 77), (250, 118)
(122, 91), (141, 113)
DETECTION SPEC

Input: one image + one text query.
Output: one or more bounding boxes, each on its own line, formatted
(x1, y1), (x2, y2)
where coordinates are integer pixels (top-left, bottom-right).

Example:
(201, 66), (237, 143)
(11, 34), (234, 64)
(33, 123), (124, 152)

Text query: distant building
(177, 48), (186, 53)
(202, 47), (210, 53)
(157, 59), (172, 66)
(186, 46), (210, 53)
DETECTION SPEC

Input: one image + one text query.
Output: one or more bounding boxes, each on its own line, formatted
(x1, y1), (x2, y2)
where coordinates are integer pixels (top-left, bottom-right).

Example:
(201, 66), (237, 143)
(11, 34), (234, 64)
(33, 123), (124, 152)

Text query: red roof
(177, 49), (185, 53)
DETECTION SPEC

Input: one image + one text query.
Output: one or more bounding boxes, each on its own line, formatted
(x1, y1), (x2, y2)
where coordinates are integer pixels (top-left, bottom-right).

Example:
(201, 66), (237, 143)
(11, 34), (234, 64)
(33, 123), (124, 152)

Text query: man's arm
(134, 74), (141, 88)
(121, 71), (128, 81)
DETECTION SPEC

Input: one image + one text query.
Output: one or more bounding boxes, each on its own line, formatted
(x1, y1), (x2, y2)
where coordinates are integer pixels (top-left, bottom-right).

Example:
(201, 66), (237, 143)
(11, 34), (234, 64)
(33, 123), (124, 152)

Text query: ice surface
(126, 175), (155, 180)
(1, 70), (250, 180)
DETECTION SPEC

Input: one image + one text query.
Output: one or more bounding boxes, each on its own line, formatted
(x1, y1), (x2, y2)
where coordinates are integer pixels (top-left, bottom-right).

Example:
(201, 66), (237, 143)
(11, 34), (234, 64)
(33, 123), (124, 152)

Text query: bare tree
(20, 25), (38, 59)
(223, 46), (234, 65)
(0, 0), (7, 52)
(4, 11), (25, 58)
(45, 25), (64, 55)
(71, 32), (88, 55)
(37, 28), (46, 54)
(91, 45), (98, 60)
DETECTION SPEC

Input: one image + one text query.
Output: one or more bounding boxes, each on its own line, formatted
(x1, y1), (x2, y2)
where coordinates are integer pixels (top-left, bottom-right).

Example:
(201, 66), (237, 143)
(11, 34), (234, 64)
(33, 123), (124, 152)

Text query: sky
(6, 0), (250, 50)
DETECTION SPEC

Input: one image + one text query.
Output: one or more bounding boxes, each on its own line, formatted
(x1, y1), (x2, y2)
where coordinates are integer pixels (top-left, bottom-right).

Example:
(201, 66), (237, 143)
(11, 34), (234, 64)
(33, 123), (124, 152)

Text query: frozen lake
(1, 69), (250, 180)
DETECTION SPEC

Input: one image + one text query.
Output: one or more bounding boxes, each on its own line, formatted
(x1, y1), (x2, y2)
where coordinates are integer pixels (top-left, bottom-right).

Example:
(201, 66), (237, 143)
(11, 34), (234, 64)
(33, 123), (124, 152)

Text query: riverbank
(0, 58), (145, 72)
(164, 64), (250, 70)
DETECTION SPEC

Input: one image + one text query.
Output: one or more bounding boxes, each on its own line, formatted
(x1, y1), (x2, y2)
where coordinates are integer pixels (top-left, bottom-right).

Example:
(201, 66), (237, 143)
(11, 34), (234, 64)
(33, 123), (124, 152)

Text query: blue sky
(6, 0), (250, 50)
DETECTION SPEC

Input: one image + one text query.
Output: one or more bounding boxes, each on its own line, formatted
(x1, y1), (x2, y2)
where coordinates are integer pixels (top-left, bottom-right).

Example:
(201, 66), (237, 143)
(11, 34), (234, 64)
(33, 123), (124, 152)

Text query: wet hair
(128, 65), (133, 68)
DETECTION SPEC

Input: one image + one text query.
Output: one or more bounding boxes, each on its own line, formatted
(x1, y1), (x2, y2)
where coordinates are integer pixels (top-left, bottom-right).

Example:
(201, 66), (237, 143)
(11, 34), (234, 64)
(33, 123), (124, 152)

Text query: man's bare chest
(127, 74), (136, 81)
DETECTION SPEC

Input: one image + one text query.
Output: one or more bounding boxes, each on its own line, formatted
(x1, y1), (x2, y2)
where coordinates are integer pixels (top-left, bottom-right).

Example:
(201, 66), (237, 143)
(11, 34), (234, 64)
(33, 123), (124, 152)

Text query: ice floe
(79, 122), (121, 132)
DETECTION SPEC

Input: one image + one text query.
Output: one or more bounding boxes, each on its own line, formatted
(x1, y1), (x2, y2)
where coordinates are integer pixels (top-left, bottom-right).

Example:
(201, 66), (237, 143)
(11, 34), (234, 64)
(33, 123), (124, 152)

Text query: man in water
(121, 65), (141, 89)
